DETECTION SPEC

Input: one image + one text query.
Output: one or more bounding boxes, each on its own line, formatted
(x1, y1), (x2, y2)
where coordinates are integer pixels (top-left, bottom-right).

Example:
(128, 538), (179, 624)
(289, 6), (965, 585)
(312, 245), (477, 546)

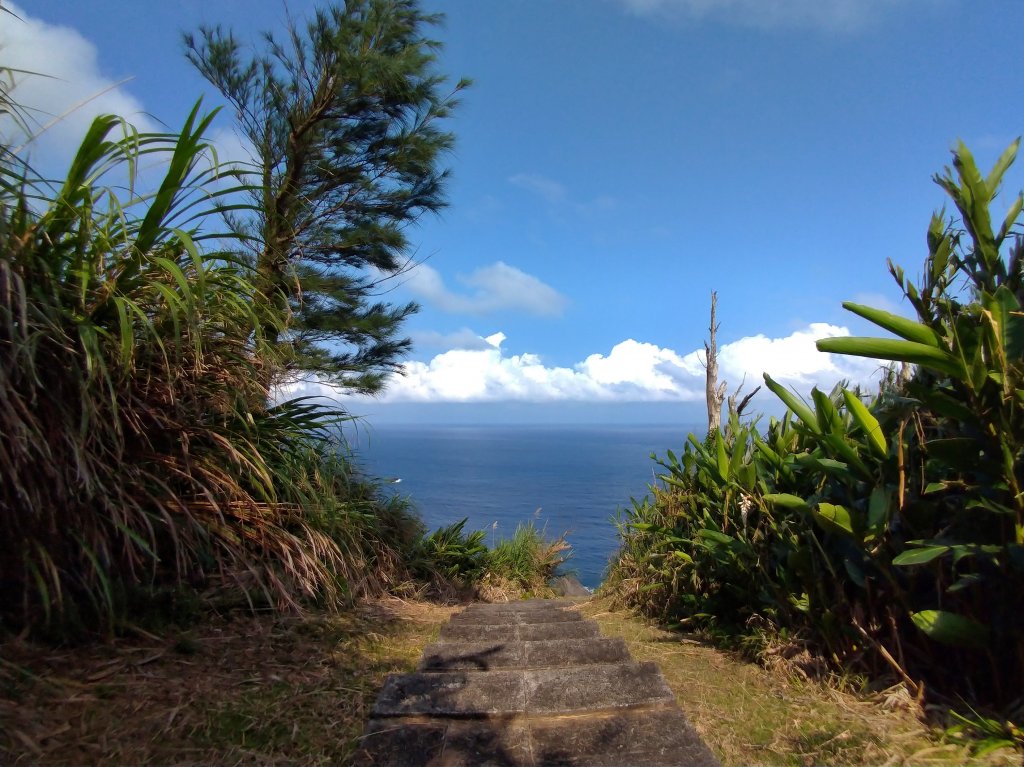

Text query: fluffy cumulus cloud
(284, 322), (888, 405)
(0, 4), (157, 162)
(403, 262), (569, 317)
(617, 0), (921, 31)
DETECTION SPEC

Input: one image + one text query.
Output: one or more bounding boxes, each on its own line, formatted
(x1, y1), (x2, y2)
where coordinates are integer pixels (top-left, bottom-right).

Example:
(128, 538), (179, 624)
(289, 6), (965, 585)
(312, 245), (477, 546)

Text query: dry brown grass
(581, 596), (1020, 767)
(0, 598), (455, 765)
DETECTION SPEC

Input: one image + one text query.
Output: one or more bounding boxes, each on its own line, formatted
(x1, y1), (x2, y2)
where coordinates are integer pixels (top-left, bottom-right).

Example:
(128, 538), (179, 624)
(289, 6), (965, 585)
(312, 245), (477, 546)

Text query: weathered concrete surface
(420, 638), (629, 671)
(439, 620), (600, 643)
(354, 600), (720, 766)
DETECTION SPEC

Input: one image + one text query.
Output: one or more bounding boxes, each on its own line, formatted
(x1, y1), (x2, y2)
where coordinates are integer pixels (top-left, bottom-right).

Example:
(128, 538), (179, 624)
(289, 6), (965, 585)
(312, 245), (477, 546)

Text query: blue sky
(4, 0), (1023, 424)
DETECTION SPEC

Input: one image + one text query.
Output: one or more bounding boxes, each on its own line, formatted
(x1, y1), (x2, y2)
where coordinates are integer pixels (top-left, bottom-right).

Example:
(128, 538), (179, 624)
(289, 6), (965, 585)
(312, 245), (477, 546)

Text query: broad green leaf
(911, 609), (989, 648)
(908, 385), (976, 422)
(929, 219), (952, 281)
(698, 529), (735, 546)
(983, 285), (1024, 362)
(728, 434), (746, 478)
(812, 503), (858, 539)
(812, 388), (843, 436)
(840, 302), (944, 347)
(842, 389), (887, 457)
(821, 433), (872, 479)
(998, 192), (1024, 243)
(753, 437), (782, 467)
(716, 432), (729, 481)
(952, 140), (995, 239)
(736, 462), (756, 492)
(763, 493), (809, 510)
(946, 573), (984, 594)
(817, 337), (962, 378)
(763, 374), (819, 434)
(794, 454), (853, 481)
(868, 487), (891, 533)
(984, 137), (1019, 202)
(892, 545), (949, 565)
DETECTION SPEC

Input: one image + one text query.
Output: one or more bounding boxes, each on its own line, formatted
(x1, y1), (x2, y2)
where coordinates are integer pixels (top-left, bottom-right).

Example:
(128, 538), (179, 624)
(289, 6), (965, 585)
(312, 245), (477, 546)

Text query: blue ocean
(354, 424), (701, 589)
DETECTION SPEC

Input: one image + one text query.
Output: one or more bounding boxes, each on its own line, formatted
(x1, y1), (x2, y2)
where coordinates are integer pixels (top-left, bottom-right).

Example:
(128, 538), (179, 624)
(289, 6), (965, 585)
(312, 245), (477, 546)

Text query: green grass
(581, 597), (1020, 767)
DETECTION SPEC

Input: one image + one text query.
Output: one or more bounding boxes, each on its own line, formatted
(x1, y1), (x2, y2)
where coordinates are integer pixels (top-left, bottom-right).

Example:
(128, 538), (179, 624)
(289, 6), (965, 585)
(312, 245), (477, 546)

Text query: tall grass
(487, 522), (570, 593)
(0, 106), (423, 635)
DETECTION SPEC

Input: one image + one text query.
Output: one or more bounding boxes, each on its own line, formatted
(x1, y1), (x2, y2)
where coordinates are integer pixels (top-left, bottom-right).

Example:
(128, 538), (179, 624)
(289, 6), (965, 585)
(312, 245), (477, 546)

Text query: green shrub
(608, 140), (1024, 736)
(413, 519), (489, 585)
(0, 106), (427, 635)
(487, 521), (570, 592)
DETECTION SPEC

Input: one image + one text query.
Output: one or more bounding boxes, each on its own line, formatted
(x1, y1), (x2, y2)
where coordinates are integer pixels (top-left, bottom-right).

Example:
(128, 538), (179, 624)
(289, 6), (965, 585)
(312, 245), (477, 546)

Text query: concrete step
(448, 607), (584, 625)
(356, 599), (721, 766)
(439, 619), (599, 642)
(372, 661), (674, 718)
(418, 637), (630, 671)
(354, 707), (719, 767)
(527, 707), (719, 767)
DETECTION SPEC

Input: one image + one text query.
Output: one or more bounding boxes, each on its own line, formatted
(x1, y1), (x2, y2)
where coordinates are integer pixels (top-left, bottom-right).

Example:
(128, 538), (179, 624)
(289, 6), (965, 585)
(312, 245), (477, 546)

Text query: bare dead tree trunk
(705, 291), (727, 436)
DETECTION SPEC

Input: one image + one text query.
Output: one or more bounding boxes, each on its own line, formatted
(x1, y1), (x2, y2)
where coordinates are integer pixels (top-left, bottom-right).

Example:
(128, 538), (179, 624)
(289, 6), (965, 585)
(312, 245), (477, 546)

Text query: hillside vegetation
(0, 1), (559, 639)
(608, 140), (1024, 752)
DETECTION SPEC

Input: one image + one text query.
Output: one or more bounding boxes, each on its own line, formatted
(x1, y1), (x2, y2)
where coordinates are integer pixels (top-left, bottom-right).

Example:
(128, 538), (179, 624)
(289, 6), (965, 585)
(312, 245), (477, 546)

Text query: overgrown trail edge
(353, 598), (720, 766)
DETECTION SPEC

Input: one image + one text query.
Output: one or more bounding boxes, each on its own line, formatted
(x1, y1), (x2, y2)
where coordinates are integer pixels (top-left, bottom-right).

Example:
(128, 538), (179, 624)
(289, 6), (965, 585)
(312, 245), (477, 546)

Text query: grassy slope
(0, 599), (453, 765)
(4, 595), (1018, 766)
(580, 597), (1019, 767)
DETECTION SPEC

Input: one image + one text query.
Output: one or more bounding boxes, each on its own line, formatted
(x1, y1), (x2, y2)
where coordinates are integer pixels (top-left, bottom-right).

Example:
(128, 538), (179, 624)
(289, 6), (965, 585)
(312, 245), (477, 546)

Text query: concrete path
(353, 599), (719, 766)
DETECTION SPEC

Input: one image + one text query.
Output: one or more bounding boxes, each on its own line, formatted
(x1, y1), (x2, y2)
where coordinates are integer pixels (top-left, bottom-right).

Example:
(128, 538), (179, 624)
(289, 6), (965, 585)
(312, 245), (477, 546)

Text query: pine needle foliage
(185, 0), (469, 392)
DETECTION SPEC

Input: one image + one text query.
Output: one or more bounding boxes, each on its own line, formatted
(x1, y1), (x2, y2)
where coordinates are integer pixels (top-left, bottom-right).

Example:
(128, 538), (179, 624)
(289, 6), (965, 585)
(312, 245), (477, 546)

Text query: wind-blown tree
(185, 0), (467, 392)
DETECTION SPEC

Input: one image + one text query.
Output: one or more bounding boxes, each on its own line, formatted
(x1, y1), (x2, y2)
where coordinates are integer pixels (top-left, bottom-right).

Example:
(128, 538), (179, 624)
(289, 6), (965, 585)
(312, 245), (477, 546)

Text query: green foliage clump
(487, 522), (571, 592)
(608, 140), (1024, 738)
(407, 518), (571, 598)
(0, 106), (427, 636)
(413, 519), (489, 584)
(0, 0), (468, 637)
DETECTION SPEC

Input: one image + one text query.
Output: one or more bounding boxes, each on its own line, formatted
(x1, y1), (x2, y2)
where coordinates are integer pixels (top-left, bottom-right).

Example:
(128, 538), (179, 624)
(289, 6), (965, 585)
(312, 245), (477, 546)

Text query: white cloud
(719, 322), (882, 384)
(0, 3), (157, 164)
(616, 0), (925, 31)
(0, 4), (246, 176)
(410, 328), (498, 352)
(404, 262), (569, 317)
(284, 322), (889, 405)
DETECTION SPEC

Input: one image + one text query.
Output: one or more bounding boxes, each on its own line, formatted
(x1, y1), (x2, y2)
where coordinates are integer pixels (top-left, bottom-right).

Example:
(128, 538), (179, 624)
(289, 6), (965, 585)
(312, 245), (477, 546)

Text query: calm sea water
(354, 424), (700, 589)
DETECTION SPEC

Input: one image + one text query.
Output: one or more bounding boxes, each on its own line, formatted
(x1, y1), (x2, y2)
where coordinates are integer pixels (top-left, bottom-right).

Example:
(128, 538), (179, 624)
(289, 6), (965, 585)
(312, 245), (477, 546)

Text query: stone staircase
(353, 599), (719, 766)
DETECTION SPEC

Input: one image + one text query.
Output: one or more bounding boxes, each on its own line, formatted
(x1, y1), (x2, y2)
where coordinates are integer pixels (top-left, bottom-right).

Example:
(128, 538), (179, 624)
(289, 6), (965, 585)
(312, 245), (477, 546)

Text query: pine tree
(185, 0), (467, 392)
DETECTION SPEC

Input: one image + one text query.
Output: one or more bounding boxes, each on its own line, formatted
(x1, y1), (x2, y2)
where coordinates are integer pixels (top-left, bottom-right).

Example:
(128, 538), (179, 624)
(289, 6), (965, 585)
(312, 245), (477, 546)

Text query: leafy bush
(413, 519), (489, 584)
(608, 140), (1024, 731)
(407, 518), (571, 598)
